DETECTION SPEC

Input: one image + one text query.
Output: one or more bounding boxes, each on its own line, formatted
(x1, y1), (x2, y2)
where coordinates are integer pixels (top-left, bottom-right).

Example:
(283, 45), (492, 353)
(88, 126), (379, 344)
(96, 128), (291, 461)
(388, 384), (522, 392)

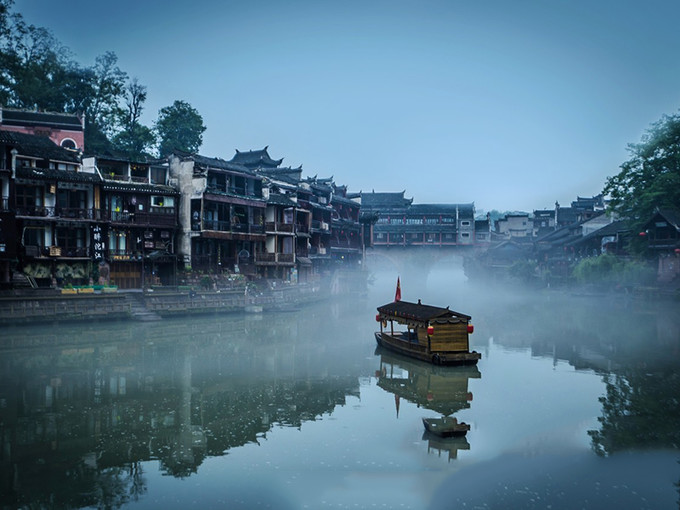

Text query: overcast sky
(15, 0), (680, 212)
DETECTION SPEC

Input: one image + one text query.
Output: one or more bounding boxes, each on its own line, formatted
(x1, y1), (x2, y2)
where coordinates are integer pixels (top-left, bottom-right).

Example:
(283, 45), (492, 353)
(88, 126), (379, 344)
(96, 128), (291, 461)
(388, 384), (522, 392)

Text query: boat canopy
(376, 300), (471, 325)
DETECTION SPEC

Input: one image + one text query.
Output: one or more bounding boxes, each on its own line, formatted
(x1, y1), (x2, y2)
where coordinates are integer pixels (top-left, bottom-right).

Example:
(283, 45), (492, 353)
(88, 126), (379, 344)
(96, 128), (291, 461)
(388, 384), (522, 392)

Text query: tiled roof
(655, 207), (680, 230)
(331, 194), (359, 207)
(88, 151), (163, 165)
(257, 167), (302, 185)
(0, 130), (80, 163)
(16, 166), (99, 183)
(192, 153), (256, 176)
(565, 220), (630, 247)
(361, 191), (412, 209)
(377, 299), (470, 322)
(230, 146), (283, 168)
(267, 193), (296, 207)
(1, 107), (83, 130)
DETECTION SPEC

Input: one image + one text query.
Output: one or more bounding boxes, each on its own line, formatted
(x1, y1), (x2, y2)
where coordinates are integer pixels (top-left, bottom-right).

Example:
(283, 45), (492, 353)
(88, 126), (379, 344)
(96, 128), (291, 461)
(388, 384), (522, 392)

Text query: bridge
(364, 246), (475, 298)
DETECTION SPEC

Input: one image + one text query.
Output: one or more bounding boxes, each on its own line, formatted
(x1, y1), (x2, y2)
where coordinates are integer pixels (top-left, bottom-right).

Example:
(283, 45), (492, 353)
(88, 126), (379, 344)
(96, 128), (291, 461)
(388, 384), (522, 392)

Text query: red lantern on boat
(376, 314), (381, 322)
(467, 324), (474, 334)
(427, 326), (434, 335)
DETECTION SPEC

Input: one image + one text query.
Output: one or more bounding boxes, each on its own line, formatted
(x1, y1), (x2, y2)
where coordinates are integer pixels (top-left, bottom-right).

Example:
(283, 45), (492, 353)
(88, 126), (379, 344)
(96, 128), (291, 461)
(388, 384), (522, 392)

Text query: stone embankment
(0, 284), (326, 326)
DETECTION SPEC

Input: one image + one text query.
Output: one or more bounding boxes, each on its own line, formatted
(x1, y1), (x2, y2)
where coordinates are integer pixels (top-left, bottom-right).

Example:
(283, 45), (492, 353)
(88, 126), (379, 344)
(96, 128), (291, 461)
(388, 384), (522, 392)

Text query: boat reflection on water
(374, 347), (480, 459)
(422, 431), (470, 461)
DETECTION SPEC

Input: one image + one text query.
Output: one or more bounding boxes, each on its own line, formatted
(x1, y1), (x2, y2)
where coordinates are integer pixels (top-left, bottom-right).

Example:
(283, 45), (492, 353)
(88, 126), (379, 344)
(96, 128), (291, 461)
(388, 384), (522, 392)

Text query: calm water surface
(1, 267), (678, 509)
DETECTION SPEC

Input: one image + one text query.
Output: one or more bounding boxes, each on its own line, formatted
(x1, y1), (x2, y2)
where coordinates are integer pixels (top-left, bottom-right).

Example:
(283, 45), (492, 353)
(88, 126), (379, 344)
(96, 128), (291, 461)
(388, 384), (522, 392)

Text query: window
(109, 230), (127, 255)
(57, 189), (86, 216)
(153, 196), (174, 207)
(60, 138), (77, 150)
(57, 226), (86, 254)
(17, 158), (36, 168)
(461, 220), (471, 227)
(15, 184), (44, 213)
(150, 166), (167, 185)
(23, 226), (45, 247)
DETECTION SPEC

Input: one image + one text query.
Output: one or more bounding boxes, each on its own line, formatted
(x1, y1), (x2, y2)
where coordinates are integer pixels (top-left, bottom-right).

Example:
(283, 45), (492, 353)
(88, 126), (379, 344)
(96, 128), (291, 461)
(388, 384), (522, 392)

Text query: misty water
(1, 259), (679, 509)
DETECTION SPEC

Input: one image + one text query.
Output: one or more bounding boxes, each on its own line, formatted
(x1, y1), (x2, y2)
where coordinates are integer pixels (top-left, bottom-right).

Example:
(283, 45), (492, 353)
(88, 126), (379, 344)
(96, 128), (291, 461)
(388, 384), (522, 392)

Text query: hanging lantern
(427, 326), (434, 335)
(467, 324), (474, 334)
(375, 314), (381, 322)
(639, 231), (647, 237)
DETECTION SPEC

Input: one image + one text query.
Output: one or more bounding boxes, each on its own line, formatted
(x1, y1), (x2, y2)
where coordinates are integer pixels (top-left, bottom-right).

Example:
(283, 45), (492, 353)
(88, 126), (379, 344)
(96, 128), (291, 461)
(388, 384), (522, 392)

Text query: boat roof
(377, 300), (471, 322)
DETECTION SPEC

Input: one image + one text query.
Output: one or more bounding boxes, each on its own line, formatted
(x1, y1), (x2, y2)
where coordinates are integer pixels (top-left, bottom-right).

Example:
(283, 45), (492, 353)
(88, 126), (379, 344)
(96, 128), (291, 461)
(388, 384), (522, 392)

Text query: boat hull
(422, 417), (470, 437)
(375, 332), (481, 365)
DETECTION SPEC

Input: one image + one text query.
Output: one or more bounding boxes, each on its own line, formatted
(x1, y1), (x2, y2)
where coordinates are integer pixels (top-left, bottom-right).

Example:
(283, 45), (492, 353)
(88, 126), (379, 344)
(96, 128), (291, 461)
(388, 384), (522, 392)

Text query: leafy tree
(112, 78), (156, 159)
(0, 11), (79, 111)
(604, 111), (680, 232)
(85, 51), (127, 138)
(155, 100), (206, 156)
(0, 3), (128, 153)
(572, 254), (654, 287)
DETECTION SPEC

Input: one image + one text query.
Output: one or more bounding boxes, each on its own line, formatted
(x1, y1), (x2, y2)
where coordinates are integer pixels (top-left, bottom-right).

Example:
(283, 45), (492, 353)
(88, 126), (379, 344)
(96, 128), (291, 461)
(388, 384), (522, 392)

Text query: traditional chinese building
(0, 107), (85, 152)
(82, 155), (179, 288)
(168, 151), (266, 275)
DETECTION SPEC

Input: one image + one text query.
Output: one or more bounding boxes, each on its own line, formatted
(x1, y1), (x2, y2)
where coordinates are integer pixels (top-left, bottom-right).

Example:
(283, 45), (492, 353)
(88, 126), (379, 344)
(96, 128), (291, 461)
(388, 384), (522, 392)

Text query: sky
(14, 0), (680, 213)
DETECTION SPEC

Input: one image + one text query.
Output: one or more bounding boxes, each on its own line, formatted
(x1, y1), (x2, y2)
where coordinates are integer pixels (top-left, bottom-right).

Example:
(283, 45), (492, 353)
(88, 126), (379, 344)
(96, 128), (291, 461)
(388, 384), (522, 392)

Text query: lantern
(375, 314), (381, 322)
(467, 324), (474, 334)
(427, 326), (434, 335)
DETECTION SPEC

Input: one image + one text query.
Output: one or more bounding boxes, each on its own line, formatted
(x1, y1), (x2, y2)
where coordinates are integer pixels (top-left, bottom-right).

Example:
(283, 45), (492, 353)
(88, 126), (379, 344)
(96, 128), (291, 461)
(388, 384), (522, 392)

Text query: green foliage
(112, 77), (156, 158)
(155, 100), (206, 156)
(0, 4), (211, 160)
(508, 259), (537, 283)
(604, 111), (680, 236)
(112, 123), (156, 159)
(572, 254), (655, 287)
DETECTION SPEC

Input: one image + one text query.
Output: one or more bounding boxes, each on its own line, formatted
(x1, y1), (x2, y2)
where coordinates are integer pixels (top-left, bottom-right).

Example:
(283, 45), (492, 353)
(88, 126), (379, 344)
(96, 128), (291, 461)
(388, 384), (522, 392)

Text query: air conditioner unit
(168, 178), (179, 187)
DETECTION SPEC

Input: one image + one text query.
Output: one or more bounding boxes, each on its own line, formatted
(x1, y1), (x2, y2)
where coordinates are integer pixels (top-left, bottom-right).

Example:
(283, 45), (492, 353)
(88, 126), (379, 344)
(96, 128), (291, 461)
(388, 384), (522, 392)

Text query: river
(1, 263), (678, 509)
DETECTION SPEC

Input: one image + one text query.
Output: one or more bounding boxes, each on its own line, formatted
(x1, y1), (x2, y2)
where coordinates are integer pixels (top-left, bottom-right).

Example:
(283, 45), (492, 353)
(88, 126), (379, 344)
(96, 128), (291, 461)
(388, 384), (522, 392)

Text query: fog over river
(1, 256), (678, 509)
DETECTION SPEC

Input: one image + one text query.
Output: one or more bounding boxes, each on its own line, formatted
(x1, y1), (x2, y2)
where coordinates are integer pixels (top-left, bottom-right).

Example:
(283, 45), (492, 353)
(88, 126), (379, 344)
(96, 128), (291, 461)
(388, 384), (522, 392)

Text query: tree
(0, 3), (128, 153)
(0, 11), (81, 111)
(604, 111), (680, 233)
(112, 78), (156, 159)
(155, 100), (206, 157)
(85, 51), (127, 137)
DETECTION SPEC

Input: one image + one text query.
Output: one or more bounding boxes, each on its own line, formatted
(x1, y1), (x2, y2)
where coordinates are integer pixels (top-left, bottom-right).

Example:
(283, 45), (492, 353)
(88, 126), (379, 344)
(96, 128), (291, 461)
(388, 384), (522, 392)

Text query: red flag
(395, 277), (401, 302)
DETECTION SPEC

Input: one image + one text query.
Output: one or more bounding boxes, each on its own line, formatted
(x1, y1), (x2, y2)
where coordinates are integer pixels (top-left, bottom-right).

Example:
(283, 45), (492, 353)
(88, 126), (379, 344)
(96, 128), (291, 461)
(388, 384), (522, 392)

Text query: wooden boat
(422, 416), (470, 437)
(375, 299), (481, 365)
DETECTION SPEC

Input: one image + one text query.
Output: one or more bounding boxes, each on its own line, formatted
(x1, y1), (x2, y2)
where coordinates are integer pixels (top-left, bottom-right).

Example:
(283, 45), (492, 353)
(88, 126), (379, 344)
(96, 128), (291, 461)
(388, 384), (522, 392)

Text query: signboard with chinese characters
(91, 224), (108, 260)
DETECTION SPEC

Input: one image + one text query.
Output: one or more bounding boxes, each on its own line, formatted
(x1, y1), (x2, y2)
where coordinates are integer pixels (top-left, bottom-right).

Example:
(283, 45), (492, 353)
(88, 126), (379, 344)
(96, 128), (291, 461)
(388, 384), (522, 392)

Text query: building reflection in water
(0, 306), (369, 508)
(374, 347), (480, 460)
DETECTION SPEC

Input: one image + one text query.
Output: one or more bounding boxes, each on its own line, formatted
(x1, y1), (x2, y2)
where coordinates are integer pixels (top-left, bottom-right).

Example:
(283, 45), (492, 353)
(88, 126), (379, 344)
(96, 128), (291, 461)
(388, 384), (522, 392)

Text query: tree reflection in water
(0, 299), (369, 508)
(589, 369), (680, 456)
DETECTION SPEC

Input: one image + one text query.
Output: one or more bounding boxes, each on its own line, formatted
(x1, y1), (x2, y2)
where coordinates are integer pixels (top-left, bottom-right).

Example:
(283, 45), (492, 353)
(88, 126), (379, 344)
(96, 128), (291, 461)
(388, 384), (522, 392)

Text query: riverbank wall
(0, 283), (328, 326)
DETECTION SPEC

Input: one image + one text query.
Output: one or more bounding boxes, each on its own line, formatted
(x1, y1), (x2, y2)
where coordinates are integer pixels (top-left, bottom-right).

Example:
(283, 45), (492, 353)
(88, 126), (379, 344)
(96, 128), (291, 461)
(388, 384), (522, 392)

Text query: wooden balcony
(254, 252), (295, 266)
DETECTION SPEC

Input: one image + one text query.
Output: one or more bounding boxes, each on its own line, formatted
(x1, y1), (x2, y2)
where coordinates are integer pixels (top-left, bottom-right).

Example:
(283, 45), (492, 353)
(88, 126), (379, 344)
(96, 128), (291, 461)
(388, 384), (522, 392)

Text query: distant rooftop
(0, 107), (83, 131)
(230, 146), (283, 169)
